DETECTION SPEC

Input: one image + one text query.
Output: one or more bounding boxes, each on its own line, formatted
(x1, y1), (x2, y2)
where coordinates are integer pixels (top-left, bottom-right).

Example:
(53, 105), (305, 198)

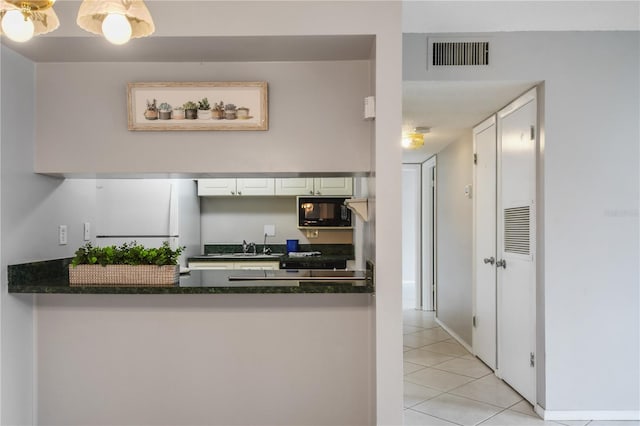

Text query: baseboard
(435, 317), (473, 353)
(535, 405), (640, 421)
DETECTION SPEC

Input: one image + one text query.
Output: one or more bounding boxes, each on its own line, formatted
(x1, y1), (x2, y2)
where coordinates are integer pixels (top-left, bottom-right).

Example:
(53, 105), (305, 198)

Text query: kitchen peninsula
(8, 258), (374, 294)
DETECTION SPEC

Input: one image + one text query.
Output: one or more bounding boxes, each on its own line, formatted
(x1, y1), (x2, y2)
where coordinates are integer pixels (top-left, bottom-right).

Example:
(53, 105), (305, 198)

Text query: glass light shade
(77, 0), (154, 41)
(101, 12), (131, 45)
(1, 9), (35, 42)
(402, 133), (424, 149)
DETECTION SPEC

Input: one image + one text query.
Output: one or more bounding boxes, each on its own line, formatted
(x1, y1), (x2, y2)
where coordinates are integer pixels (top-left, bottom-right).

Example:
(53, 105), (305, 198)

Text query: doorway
(401, 158), (436, 311)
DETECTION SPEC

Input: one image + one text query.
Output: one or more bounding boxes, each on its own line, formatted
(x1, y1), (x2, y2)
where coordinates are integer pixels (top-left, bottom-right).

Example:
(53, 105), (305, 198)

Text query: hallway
(402, 310), (640, 426)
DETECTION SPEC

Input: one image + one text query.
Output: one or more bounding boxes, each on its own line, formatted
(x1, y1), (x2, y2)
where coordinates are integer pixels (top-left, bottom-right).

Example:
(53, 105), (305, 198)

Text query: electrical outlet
(83, 222), (91, 241)
(306, 229), (319, 239)
(264, 224), (276, 237)
(58, 225), (68, 245)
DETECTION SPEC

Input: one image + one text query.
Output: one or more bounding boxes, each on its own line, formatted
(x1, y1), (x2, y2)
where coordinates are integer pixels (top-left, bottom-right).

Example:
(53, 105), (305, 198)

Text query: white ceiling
(401, 81), (537, 163)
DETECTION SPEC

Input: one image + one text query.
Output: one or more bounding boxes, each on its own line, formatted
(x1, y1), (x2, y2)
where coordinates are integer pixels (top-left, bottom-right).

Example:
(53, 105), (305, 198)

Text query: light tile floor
(403, 309), (640, 426)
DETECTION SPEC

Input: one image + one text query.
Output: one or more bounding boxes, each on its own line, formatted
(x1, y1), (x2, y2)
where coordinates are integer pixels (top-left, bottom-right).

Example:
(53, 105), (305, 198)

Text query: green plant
(71, 242), (184, 267)
(146, 99), (158, 111)
(213, 101), (224, 111)
(198, 97), (211, 110)
(224, 103), (236, 111)
(158, 102), (172, 112)
(183, 101), (197, 110)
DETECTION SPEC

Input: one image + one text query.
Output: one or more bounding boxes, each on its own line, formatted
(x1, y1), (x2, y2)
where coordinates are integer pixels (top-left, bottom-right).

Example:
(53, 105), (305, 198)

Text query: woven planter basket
(69, 264), (179, 287)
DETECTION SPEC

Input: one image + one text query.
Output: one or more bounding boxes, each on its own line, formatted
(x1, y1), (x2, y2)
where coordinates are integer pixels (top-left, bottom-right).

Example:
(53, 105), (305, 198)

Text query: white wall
(434, 134), (473, 345)
(404, 30), (640, 415)
(37, 294), (374, 426)
(0, 47), (97, 425)
(16, 2), (404, 425)
(401, 164), (420, 309)
(402, 1), (640, 33)
(200, 197), (352, 246)
(35, 60), (372, 175)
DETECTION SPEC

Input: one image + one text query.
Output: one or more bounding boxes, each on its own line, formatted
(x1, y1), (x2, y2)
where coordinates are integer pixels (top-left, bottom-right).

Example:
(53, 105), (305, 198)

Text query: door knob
(496, 259), (507, 269)
(483, 257), (495, 265)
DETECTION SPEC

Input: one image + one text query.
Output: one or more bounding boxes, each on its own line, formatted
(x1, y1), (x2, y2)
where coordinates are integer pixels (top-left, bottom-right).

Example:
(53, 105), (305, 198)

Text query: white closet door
(472, 116), (497, 370)
(497, 89), (537, 404)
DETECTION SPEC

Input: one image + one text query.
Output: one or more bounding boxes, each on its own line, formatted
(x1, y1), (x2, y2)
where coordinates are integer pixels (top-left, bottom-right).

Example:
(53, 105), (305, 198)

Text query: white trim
(473, 114), (496, 134)
(535, 405), (640, 421)
(435, 317), (473, 354)
(497, 88), (536, 119)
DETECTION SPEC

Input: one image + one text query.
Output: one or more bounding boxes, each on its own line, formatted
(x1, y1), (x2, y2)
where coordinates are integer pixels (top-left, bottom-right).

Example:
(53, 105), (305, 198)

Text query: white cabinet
(274, 178), (315, 196)
(274, 177), (353, 196)
(197, 179), (236, 196)
(233, 261), (279, 270)
(197, 179), (275, 196)
(188, 261), (234, 270)
(236, 178), (275, 196)
(313, 177), (353, 196)
(188, 260), (279, 270)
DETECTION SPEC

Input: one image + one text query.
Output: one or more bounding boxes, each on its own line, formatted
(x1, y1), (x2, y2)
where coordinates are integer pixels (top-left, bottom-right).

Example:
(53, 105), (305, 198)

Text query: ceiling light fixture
(77, 0), (155, 45)
(0, 0), (154, 44)
(0, 0), (59, 42)
(402, 126), (430, 150)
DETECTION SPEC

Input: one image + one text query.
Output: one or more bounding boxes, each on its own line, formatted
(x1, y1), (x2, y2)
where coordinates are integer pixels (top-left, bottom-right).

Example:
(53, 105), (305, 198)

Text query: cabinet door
(274, 178), (315, 196)
(188, 261), (234, 270)
(233, 262), (279, 270)
(312, 178), (353, 196)
(236, 178), (275, 196)
(197, 179), (237, 196)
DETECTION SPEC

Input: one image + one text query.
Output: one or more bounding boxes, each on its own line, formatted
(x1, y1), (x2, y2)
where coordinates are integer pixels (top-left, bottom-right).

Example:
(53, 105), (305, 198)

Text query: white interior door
(402, 164), (422, 309)
(497, 89), (537, 404)
(421, 157), (436, 311)
(472, 117), (497, 370)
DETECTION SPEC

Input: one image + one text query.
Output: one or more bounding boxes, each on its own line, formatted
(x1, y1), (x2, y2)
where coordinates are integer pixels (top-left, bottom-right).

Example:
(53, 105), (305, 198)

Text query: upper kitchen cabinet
(198, 179), (275, 196)
(313, 178), (353, 196)
(275, 178), (353, 196)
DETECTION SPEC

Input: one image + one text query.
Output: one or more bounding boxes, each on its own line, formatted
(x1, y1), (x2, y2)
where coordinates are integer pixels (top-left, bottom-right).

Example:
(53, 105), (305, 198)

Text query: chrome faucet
(242, 240), (256, 255)
(263, 233), (272, 255)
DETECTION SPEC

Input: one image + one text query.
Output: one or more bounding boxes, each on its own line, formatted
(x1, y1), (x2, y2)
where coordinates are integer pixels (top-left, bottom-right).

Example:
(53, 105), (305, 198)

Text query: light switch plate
(58, 225), (68, 245)
(264, 224), (276, 236)
(83, 222), (91, 241)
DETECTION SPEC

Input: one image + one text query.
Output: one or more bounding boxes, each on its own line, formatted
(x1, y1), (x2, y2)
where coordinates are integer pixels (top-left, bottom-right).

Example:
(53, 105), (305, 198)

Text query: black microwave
(297, 197), (352, 228)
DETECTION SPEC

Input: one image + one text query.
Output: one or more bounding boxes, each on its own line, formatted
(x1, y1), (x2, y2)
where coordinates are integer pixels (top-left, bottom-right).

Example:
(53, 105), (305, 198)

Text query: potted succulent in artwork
(183, 101), (198, 119)
(173, 106), (185, 120)
(211, 101), (224, 120)
(144, 99), (158, 120)
(197, 97), (212, 120)
(158, 102), (172, 120)
(237, 106), (250, 119)
(224, 103), (237, 120)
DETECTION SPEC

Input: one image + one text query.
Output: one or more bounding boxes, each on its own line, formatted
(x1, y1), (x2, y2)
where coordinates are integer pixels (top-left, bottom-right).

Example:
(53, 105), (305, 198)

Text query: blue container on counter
(286, 239), (299, 253)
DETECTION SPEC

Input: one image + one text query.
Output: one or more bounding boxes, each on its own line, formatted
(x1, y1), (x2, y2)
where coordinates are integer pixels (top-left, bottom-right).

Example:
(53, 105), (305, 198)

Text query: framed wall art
(127, 82), (268, 131)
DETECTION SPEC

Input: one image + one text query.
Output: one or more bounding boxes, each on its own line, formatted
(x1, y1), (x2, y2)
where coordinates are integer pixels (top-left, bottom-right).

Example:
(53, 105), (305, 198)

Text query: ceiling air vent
(431, 40), (489, 66)
(504, 206), (530, 256)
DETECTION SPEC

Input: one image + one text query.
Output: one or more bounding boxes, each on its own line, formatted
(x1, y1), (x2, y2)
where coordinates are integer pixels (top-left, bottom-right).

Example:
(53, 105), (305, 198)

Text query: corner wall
(405, 30), (640, 415)
(435, 134), (473, 345)
(1, 47), (96, 425)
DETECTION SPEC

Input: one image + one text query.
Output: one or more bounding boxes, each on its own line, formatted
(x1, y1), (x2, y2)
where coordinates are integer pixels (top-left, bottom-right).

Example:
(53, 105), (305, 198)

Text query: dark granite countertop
(8, 258), (374, 295)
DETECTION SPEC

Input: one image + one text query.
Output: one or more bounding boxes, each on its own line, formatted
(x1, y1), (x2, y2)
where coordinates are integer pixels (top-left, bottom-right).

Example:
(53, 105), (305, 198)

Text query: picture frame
(127, 82), (268, 131)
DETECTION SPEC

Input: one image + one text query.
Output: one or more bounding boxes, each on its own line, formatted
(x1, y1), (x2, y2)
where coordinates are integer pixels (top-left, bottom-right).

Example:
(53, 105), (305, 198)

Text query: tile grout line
(405, 407), (466, 426)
